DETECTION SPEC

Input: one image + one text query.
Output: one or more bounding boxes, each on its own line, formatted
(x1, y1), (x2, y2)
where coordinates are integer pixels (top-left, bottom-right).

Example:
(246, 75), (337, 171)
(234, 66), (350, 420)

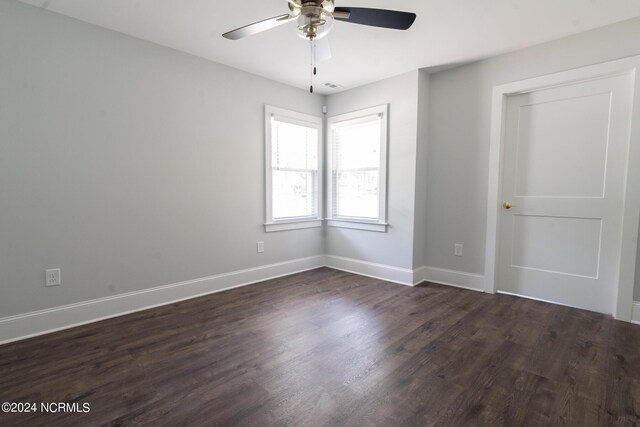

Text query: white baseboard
(416, 266), (485, 292)
(633, 301), (640, 325)
(0, 255), (325, 345)
(324, 255), (415, 286)
(412, 266), (429, 286)
(0, 257), (493, 345)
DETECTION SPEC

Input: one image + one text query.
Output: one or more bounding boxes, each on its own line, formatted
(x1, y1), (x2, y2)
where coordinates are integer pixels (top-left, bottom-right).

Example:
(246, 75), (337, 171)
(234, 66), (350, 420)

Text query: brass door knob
(502, 201), (512, 209)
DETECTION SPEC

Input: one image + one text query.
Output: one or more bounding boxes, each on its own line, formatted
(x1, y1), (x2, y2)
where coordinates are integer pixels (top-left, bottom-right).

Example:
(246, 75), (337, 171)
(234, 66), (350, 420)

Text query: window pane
(272, 170), (317, 219)
(272, 120), (318, 170)
(334, 169), (379, 219)
(331, 113), (382, 220)
(269, 114), (319, 221)
(333, 119), (380, 170)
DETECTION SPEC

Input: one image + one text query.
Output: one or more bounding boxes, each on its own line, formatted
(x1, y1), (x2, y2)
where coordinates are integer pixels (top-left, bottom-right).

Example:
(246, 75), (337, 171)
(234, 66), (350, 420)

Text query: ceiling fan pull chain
(309, 39), (314, 93)
(312, 39), (317, 76)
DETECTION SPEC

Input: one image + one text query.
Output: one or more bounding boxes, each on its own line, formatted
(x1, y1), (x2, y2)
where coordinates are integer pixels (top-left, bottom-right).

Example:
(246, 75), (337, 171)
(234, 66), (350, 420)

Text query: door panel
(510, 215), (602, 278)
(498, 74), (634, 313)
(514, 92), (611, 198)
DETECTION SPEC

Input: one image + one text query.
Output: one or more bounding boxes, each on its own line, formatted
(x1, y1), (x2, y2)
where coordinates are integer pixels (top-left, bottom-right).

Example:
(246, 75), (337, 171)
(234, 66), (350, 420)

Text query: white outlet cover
(46, 268), (61, 287)
(454, 244), (463, 257)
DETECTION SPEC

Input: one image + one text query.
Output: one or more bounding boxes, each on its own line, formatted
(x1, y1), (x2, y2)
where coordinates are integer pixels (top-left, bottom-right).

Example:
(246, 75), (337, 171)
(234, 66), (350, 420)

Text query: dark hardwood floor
(1, 267), (639, 426)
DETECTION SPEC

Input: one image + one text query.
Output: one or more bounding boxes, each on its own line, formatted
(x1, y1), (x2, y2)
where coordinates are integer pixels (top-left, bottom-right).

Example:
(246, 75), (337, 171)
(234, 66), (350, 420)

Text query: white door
(498, 73), (634, 313)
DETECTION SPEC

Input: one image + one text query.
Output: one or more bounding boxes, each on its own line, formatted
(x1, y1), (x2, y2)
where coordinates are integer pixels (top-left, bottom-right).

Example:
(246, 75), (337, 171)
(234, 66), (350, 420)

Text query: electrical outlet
(454, 244), (463, 257)
(45, 268), (61, 287)
(257, 241), (264, 253)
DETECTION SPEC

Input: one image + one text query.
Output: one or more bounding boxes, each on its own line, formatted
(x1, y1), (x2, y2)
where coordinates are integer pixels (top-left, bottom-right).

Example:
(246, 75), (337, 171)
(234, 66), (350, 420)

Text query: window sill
(264, 219), (322, 233)
(327, 219), (388, 233)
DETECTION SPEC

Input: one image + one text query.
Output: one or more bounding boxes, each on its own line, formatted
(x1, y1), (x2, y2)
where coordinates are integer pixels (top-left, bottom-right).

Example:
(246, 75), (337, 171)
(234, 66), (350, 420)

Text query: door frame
(484, 55), (640, 321)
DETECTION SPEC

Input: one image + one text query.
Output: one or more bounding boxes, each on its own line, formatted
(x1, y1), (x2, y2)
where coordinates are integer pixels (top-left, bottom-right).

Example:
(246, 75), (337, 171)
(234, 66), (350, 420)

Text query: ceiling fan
(222, 0), (417, 93)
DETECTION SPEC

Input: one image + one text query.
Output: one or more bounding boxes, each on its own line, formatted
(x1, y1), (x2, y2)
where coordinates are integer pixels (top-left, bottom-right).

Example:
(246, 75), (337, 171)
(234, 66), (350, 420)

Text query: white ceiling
(19, 0), (640, 94)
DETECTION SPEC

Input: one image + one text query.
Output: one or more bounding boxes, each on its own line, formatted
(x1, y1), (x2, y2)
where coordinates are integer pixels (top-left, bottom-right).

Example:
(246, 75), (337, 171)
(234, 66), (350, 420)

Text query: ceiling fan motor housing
(290, 0), (335, 11)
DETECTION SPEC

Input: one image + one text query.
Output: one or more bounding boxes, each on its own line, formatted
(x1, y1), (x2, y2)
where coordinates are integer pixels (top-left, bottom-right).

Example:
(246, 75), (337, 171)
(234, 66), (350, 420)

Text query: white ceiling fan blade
(222, 14), (293, 40)
(316, 37), (332, 62)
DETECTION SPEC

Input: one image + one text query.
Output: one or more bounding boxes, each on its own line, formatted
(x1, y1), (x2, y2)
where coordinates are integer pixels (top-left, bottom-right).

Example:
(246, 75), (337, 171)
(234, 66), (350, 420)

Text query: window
(265, 105), (322, 232)
(327, 105), (388, 232)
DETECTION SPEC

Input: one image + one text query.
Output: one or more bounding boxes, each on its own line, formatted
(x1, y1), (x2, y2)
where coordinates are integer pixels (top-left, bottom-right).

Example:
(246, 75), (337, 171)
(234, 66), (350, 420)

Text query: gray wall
(412, 71), (429, 269)
(324, 71), (420, 269)
(423, 17), (640, 303)
(0, 0), (324, 317)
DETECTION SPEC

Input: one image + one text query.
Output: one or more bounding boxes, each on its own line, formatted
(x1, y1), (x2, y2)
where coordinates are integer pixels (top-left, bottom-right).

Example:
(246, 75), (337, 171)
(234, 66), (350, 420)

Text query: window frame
(327, 104), (389, 232)
(264, 105), (323, 233)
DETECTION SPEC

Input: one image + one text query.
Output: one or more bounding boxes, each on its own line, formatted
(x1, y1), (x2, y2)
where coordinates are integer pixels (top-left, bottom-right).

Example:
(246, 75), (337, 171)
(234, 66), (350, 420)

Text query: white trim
(632, 301), (640, 325)
(330, 113), (380, 129)
(264, 105), (323, 228)
(0, 255), (325, 345)
(264, 219), (322, 232)
(484, 55), (640, 321)
(327, 104), (388, 227)
(325, 255), (414, 286)
(417, 266), (485, 292)
(326, 220), (387, 232)
(412, 266), (428, 286)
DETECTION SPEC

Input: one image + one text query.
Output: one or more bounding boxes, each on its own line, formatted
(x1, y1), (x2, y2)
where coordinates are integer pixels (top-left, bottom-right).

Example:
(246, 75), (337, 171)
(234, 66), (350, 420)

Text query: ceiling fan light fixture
(295, 7), (334, 40)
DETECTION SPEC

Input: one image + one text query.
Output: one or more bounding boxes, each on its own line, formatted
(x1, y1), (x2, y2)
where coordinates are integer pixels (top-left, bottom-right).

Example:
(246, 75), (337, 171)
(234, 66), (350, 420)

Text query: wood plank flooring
(1, 267), (639, 426)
